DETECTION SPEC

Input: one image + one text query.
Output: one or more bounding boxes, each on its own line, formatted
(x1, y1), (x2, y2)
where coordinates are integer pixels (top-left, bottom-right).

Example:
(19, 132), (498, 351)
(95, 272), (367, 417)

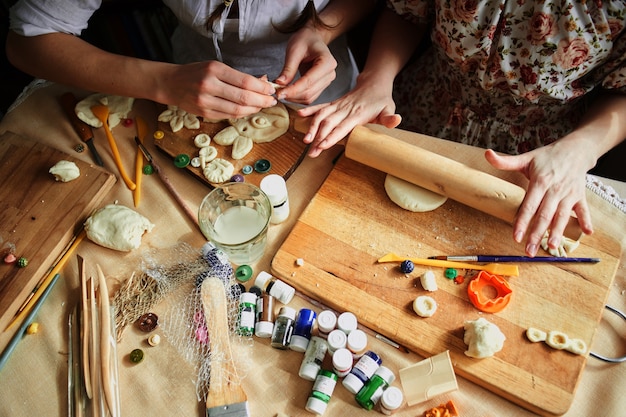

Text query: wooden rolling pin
(344, 125), (583, 241)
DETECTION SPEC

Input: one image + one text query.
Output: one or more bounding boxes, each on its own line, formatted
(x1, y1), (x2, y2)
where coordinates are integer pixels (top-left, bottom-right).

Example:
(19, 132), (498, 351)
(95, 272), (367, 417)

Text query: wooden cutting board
(155, 106), (308, 187)
(272, 152), (621, 416)
(0, 131), (116, 334)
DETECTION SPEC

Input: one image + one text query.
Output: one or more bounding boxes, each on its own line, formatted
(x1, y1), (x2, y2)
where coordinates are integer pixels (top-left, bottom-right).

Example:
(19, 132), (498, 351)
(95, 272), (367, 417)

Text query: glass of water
(198, 182), (272, 265)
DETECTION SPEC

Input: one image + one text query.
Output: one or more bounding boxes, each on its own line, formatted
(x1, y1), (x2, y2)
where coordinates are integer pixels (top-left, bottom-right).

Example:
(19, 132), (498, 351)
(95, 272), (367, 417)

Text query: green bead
(17, 257), (28, 268)
(444, 268), (458, 279)
(142, 164), (154, 175)
(130, 348), (144, 363)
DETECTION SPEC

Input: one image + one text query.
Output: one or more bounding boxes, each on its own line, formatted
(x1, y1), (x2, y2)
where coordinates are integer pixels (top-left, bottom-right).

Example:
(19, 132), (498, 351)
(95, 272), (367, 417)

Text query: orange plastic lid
(467, 270), (512, 313)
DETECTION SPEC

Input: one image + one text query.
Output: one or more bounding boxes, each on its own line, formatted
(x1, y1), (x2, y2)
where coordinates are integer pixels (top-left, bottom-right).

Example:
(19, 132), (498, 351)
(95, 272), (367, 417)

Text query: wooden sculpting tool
(201, 277), (249, 417)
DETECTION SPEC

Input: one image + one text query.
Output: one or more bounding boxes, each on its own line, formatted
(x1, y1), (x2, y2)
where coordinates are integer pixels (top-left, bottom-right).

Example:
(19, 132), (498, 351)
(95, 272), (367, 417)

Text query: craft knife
(59, 92), (104, 166)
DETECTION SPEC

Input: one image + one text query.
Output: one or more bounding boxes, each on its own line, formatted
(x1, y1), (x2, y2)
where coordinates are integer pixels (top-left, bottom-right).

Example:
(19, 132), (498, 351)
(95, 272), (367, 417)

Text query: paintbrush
(133, 137), (199, 227)
(201, 277), (249, 417)
(429, 255), (600, 263)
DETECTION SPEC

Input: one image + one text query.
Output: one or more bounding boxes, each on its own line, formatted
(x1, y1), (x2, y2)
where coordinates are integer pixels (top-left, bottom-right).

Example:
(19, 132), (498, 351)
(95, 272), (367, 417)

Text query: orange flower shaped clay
(467, 271), (512, 313)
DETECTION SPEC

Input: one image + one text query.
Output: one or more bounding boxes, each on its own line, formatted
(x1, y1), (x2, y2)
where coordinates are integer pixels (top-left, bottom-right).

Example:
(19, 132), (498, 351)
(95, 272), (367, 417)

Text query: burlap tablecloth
(0, 82), (624, 417)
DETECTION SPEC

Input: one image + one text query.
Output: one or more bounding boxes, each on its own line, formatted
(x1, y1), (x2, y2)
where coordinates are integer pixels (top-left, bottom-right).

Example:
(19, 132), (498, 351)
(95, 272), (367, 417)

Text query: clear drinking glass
(198, 182), (272, 265)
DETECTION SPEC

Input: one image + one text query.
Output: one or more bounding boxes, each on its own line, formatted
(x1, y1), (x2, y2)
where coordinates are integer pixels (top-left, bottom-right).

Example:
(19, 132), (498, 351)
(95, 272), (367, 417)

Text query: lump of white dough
(384, 174), (448, 212)
(49, 160), (80, 182)
(75, 93), (134, 128)
(84, 204), (154, 251)
(420, 270), (438, 291)
(463, 317), (506, 358)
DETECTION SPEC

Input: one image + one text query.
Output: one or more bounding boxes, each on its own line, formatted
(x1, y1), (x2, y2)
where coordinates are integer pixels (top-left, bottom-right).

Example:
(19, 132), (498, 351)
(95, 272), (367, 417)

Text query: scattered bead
(191, 157), (201, 168)
(142, 164), (154, 175)
(241, 165), (253, 175)
(122, 118), (134, 127)
(17, 257), (28, 268)
(26, 323), (39, 334)
(4, 253), (17, 264)
(400, 260), (414, 274)
(230, 174), (244, 183)
(74, 143), (85, 153)
(153, 130), (165, 139)
(148, 334), (161, 347)
(454, 275), (465, 285)
(444, 268), (458, 279)
(129, 348), (144, 363)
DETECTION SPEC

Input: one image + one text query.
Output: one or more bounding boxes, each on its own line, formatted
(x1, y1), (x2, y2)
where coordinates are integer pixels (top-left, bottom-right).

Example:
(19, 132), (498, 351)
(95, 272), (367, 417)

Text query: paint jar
(332, 348), (353, 378)
(305, 369), (338, 415)
(270, 306), (296, 349)
(254, 271), (295, 305)
(342, 350), (382, 394)
(236, 292), (257, 336)
(316, 310), (337, 339)
(347, 329), (368, 359)
(299, 336), (328, 381)
(254, 293), (275, 338)
(379, 386), (404, 415)
(355, 366), (396, 410)
(290, 308), (317, 352)
(260, 174), (290, 224)
(326, 329), (347, 355)
(337, 311), (358, 334)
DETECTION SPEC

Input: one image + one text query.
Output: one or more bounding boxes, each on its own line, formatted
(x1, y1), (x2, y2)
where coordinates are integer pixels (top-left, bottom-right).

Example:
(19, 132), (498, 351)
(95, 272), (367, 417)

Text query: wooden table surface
(0, 82), (624, 417)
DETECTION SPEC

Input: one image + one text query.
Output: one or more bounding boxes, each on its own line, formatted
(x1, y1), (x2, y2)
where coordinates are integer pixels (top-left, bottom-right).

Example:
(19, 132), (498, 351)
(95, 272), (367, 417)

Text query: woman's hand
(159, 61), (278, 120)
(274, 26), (338, 104)
(297, 73), (402, 157)
(484, 141), (594, 256)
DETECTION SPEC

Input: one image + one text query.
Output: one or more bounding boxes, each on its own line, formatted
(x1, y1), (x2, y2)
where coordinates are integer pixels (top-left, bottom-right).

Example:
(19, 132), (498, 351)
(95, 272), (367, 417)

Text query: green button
(130, 348), (144, 363)
(254, 159), (271, 173)
(444, 268), (458, 279)
(235, 265), (253, 282)
(242, 165), (253, 175)
(174, 154), (190, 168)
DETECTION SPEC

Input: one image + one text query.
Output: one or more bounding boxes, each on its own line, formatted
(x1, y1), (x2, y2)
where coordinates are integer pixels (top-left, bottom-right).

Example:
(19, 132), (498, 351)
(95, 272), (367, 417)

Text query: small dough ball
(384, 174), (447, 212)
(526, 327), (547, 343)
(49, 160), (80, 182)
(463, 317), (506, 358)
(413, 295), (437, 317)
(84, 204), (154, 251)
(545, 330), (569, 350)
(420, 270), (438, 291)
(194, 133), (211, 148)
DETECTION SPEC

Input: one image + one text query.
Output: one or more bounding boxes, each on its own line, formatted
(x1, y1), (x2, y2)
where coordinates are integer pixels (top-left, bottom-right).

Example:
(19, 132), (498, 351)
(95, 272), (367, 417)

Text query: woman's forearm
(6, 31), (171, 101)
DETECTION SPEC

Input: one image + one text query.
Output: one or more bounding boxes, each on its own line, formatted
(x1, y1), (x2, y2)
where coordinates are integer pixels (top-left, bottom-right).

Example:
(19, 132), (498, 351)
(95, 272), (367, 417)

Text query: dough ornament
(158, 105), (200, 132)
(203, 158), (235, 183)
(413, 295), (437, 317)
(193, 133), (211, 148)
(76, 93), (134, 128)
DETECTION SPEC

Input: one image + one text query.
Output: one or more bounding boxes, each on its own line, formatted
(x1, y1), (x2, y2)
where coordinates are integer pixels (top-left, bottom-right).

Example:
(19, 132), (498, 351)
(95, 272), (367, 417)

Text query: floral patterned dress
(388, 0), (626, 154)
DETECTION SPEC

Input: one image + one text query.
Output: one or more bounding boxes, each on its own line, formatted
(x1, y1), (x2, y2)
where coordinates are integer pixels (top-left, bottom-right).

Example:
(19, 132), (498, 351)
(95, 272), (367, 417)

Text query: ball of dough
(49, 160), (80, 182)
(463, 317), (506, 358)
(84, 204), (154, 251)
(384, 174), (447, 212)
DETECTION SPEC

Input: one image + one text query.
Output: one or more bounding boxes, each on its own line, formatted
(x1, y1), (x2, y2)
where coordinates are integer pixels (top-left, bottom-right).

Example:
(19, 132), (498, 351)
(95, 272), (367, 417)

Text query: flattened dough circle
(384, 174), (447, 212)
